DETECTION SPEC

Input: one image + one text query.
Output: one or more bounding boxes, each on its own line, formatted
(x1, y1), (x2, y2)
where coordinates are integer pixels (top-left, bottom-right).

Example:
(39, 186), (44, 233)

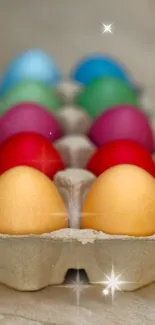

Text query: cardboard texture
(56, 105), (92, 135)
(56, 81), (81, 105)
(54, 134), (96, 168)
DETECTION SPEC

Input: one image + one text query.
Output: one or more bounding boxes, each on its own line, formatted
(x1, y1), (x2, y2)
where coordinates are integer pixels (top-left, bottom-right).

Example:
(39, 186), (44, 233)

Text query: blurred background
(0, 1), (154, 325)
(0, 0), (154, 87)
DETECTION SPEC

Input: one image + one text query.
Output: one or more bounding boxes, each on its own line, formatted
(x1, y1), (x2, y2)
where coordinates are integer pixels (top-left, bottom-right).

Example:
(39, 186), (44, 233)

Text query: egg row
(0, 163), (155, 238)
(0, 50), (134, 95)
(0, 77), (137, 116)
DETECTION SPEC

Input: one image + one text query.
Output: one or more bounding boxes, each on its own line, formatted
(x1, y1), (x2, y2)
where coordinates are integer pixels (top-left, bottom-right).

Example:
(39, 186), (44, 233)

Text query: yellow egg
(0, 166), (68, 235)
(81, 164), (155, 236)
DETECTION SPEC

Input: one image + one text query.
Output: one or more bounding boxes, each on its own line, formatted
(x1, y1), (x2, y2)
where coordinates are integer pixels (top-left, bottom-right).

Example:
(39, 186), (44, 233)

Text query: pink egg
(88, 105), (154, 153)
(0, 102), (62, 145)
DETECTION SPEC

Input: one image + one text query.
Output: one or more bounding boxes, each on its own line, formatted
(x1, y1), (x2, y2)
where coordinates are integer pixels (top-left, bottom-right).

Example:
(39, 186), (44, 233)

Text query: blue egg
(0, 49), (62, 95)
(71, 54), (133, 86)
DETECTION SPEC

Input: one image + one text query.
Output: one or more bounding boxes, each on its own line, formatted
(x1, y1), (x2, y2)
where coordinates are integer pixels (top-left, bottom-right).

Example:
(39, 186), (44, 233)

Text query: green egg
(0, 80), (62, 115)
(75, 77), (139, 118)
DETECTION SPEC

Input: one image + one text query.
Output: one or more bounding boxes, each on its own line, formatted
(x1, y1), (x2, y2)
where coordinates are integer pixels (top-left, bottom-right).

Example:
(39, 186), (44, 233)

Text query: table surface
(0, 0), (155, 324)
(0, 271), (155, 325)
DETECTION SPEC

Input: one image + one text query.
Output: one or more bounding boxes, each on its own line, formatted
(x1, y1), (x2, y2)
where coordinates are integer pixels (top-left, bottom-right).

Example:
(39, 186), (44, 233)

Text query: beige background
(0, 0), (154, 87)
(0, 0), (154, 324)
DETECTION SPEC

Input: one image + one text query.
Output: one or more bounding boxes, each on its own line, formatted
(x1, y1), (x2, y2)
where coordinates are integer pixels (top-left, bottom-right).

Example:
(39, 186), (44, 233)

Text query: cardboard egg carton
(56, 80), (82, 104)
(0, 88), (155, 292)
(139, 86), (155, 118)
(1, 165), (155, 292)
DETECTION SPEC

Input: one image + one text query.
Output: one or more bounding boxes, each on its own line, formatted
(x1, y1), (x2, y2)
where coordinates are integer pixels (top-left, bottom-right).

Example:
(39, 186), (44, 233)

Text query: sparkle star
(103, 288), (109, 296)
(101, 22), (114, 35)
(31, 146), (61, 173)
(57, 269), (90, 306)
(101, 266), (129, 301)
(71, 269), (85, 306)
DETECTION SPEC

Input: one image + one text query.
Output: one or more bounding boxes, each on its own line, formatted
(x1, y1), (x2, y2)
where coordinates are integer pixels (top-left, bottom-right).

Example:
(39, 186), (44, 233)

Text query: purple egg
(0, 102), (62, 145)
(88, 105), (154, 153)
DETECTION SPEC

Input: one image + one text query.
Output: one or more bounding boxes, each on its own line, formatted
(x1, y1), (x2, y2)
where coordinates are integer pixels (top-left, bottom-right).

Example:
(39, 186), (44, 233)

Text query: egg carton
(0, 83), (155, 292)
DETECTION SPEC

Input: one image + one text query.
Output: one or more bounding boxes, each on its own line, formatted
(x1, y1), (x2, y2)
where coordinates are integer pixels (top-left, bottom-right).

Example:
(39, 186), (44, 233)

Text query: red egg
(0, 132), (65, 179)
(86, 139), (155, 177)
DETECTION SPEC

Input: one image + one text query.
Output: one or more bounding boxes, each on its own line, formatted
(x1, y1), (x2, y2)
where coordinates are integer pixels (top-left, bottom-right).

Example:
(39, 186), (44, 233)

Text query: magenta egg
(88, 105), (154, 153)
(0, 102), (62, 145)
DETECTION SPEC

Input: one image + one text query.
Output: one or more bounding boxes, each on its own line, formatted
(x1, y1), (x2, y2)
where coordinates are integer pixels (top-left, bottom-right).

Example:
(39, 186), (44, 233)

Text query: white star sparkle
(71, 270), (85, 306)
(103, 288), (109, 296)
(57, 269), (90, 306)
(31, 146), (61, 173)
(55, 266), (135, 306)
(101, 22), (114, 35)
(101, 266), (130, 301)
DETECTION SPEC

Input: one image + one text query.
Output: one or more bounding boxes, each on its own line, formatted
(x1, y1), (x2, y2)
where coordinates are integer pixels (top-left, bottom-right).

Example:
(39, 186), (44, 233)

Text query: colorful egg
(0, 80), (62, 115)
(75, 77), (139, 117)
(88, 105), (154, 153)
(82, 164), (155, 236)
(0, 102), (62, 145)
(0, 49), (61, 95)
(71, 54), (132, 85)
(0, 133), (65, 179)
(86, 139), (155, 177)
(0, 166), (68, 235)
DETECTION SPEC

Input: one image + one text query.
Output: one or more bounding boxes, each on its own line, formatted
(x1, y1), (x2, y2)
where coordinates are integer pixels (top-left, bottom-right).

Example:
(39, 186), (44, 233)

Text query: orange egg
(81, 164), (155, 236)
(0, 166), (68, 235)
